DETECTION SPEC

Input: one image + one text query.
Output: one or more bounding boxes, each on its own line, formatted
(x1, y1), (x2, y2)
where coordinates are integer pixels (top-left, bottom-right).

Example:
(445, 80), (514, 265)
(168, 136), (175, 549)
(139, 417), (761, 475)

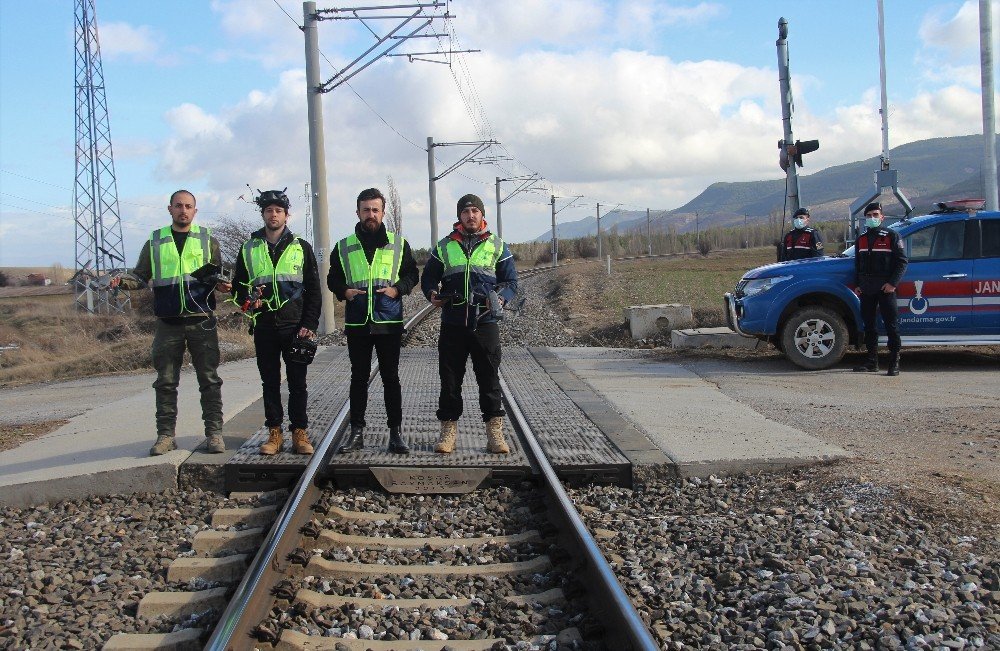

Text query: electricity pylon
(73, 0), (129, 314)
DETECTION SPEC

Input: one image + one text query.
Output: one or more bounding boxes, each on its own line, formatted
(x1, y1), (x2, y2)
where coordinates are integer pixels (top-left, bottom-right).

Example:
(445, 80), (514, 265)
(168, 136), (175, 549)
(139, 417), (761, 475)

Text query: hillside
(532, 133), (998, 241)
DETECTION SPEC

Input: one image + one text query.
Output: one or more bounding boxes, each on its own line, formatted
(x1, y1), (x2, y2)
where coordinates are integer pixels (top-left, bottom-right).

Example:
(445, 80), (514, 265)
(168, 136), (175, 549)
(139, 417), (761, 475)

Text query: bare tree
(210, 213), (260, 266)
(385, 175), (403, 234)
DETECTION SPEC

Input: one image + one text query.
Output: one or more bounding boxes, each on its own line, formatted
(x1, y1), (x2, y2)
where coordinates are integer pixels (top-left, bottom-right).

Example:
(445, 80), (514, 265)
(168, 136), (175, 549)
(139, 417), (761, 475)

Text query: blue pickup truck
(724, 203), (1000, 369)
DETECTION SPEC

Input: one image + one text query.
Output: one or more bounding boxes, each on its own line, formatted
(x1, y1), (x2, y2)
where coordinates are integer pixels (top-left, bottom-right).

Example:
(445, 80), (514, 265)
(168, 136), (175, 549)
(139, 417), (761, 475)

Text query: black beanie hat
(793, 207), (810, 218)
(457, 194), (486, 217)
(864, 202), (882, 215)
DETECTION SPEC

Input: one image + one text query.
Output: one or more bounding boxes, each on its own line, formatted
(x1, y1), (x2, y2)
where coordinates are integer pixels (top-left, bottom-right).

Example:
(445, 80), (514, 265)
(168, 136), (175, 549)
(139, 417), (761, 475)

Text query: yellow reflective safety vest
(240, 236), (306, 319)
(435, 233), (502, 306)
(148, 225), (213, 317)
(337, 231), (405, 326)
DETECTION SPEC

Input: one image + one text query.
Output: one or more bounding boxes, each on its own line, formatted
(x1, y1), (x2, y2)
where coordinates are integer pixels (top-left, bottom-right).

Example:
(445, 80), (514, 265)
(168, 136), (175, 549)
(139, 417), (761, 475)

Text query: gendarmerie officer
(779, 207), (824, 261)
(852, 202), (908, 376)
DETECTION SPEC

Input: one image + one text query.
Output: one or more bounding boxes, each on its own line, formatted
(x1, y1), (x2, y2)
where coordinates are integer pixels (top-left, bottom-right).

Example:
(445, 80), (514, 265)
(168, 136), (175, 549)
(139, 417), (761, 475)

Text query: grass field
(553, 247), (777, 343)
(0, 291), (253, 387)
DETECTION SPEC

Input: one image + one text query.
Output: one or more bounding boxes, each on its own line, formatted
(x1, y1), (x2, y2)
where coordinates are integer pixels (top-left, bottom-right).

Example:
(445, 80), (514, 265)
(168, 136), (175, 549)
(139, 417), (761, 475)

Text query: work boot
(206, 434), (226, 453)
(387, 427), (410, 455)
(260, 426), (284, 456)
(887, 352), (901, 376)
(338, 425), (365, 454)
(853, 355), (879, 372)
(292, 428), (314, 455)
(486, 417), (510, 454)
(149, 434), (176, 456)
(435, 421), (458, 454)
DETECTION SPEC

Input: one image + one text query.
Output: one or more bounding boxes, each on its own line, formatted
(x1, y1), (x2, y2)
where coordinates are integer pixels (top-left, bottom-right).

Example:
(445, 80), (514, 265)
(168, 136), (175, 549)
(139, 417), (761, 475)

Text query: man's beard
(462, 222), (480, 234)
(362, 218), (379, 232)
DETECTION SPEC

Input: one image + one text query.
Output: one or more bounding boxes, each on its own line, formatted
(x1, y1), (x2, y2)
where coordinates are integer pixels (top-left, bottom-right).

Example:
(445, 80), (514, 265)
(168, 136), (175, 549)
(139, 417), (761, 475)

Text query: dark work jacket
(421, 222), (518, 328)
(779, 227), (824, 261)
(232, 227), (322, 332)
(327, 222), (420, 335)
(854, 227), (908, 291)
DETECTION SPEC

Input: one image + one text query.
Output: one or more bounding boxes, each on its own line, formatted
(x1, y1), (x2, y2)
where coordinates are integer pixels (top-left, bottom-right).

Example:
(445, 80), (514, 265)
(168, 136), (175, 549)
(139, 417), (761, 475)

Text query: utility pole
(646, 208), (651, 256)
(495, 173), (541, 240)
(427, 137), (438, 246)
(695, 211), (700, 249)
(550, 193), (582, 267)
(301, 1), (472, 333)
(744, 213), (749, 249)
(596, 203), (601, 260)
(550, 195), (557, 268)
(426, 137), (497, 248)
(303, 2), (335, 333)
(301, 182), (313, 245)
(981, 0), (998, 210)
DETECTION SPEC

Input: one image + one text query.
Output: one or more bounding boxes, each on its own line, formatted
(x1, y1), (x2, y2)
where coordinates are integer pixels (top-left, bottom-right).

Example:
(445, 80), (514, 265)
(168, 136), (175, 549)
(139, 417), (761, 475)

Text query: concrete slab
(549, 347), (846, 477)
(0, 358), (262, 508)
(671, 327), (762, 349)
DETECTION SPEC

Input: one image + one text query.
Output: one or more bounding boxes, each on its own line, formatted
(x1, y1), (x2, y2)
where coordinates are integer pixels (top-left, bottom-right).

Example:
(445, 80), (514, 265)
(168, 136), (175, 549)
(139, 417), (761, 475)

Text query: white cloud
(99, 22), (170, 64)
(209, 0), (314, 68)
(919, 1), (985, 58)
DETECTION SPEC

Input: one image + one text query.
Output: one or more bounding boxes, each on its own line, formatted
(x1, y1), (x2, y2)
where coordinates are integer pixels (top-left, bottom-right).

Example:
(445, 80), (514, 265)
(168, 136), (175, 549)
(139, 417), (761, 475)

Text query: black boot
(387, 427), (410, 455)
(338, 425), (364, 454)
(853, 354), (879, 372)
(887, 352), (900, 376)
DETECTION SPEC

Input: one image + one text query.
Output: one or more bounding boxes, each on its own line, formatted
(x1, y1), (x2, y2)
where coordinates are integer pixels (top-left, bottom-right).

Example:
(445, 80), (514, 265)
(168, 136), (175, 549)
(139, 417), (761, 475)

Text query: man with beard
(421, 193), (518, 455)
(233, 188), (322, 456)
(329, 187), (419, 455)
(110, 189), (230, 456)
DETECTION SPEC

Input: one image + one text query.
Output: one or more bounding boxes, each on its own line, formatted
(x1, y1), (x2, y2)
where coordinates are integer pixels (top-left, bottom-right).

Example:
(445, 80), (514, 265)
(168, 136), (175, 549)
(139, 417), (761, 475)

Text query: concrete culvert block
(623, 304), (693, 340)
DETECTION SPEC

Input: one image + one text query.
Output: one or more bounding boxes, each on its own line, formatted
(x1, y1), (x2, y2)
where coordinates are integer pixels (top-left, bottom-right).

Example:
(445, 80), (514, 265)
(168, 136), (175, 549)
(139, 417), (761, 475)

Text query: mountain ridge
(531, 133), (998, 242)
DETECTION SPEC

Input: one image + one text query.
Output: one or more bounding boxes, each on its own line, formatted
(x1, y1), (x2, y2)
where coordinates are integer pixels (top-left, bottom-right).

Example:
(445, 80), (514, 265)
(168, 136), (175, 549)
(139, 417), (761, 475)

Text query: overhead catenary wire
(269, 2), (667, 232)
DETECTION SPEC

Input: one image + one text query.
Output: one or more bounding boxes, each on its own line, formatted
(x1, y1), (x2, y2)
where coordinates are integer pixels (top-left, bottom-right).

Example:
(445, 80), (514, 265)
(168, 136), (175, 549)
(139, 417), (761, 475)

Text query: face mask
(793, 218), (806, 229)
(865, 216), (881, 229)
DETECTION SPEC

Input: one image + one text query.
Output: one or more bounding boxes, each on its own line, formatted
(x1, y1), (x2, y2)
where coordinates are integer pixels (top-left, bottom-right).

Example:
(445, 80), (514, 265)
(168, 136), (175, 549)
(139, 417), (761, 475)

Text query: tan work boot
(149, 434), (176, 456)
(260, 426), (284, 456)
(292, 428), (314, 455)
(486, 417), (509, 454)
(206, 434), (226, 453)
(435, 420), (458, 454)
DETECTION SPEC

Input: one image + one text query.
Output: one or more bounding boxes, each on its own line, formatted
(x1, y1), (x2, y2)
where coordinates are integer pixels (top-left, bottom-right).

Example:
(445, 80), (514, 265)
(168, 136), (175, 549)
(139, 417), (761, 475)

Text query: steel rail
(205, 305), (436, 650)
(205, 271), (550, 649)
(499, 373), (660, 651)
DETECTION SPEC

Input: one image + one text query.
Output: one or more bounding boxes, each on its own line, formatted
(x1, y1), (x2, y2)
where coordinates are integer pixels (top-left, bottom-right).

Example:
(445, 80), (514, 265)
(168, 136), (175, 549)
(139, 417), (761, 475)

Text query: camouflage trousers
(151, 318), (223, 437)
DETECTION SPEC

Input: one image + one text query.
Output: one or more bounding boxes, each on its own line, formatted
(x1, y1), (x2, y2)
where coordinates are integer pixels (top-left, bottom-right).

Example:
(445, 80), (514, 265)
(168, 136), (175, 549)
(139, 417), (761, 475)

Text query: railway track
(104, 265), (657, 650)
(200, 301), (655, 650)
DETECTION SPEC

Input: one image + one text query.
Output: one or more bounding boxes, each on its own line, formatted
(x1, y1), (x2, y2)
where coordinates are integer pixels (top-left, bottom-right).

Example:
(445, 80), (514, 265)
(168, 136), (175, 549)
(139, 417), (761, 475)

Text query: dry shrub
(0, 294), (254, 387)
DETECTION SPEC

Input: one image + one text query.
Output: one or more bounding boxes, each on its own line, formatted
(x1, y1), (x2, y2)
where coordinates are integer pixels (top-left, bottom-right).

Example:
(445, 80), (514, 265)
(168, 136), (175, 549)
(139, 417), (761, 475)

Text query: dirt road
(659, 345), (1000, 530)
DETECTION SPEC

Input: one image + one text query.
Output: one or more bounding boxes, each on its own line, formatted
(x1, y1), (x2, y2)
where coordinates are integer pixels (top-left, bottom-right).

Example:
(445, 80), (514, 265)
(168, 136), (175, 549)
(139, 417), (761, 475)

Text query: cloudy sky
(0, 0), (997, 267)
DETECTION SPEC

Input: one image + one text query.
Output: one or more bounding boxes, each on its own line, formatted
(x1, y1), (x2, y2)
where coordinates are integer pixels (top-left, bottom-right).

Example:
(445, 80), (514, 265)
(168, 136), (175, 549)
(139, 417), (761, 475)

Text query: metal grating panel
(502, 347), (631, 468)
(228, 346), (351, 467)
(327, 348), (530, 468)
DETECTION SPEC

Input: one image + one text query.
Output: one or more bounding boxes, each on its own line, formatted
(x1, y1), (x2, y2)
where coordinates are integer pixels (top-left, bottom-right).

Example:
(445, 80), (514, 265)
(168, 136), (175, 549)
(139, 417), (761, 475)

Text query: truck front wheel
(780, 307), (848, 370)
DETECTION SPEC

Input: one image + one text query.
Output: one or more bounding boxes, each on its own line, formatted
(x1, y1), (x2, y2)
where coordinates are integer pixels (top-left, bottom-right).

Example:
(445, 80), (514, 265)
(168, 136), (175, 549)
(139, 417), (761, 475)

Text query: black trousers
(437, 322), (504, 422)
(254, 325), (309, 430)
(347, 330), (403, 428)
(860, 287), (901, 354)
